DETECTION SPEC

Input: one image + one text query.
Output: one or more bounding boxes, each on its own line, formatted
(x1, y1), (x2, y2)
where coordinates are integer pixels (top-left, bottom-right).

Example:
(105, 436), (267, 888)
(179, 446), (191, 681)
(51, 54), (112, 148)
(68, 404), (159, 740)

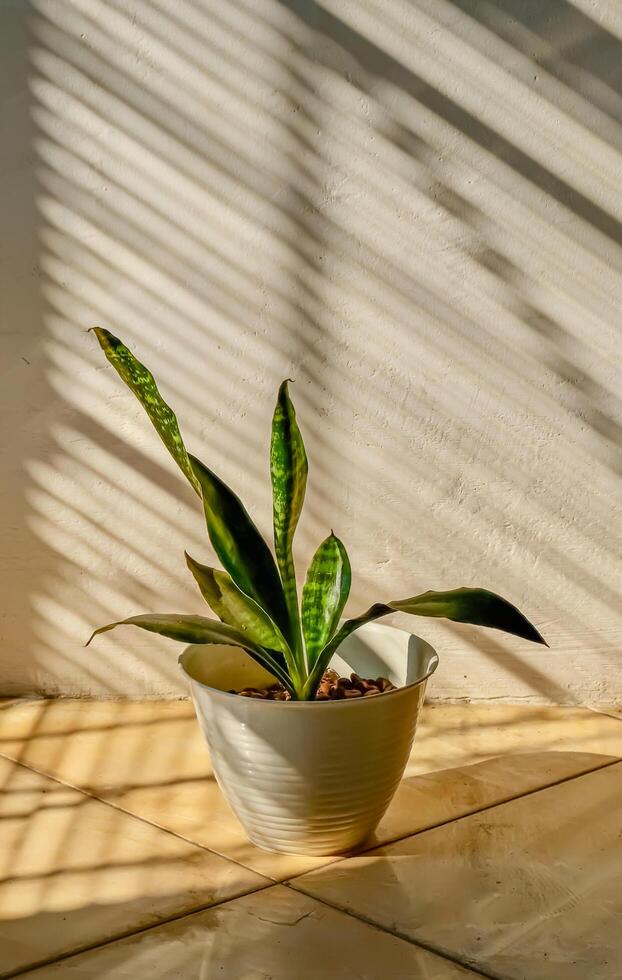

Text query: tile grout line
(2, 760), (610, 980)
(281, 881), (501, 980)
(3, 749), (622, 889)
(279, 759), (622, 977)
(1, 878), (496, 980)
(2, 738), (621, 977)
(0, 880), (278, 980)
(283, 754), (622, 883)
(4, 752), (619, 975)
(0, 750), (274, 884)
(3, 721), (622, 975)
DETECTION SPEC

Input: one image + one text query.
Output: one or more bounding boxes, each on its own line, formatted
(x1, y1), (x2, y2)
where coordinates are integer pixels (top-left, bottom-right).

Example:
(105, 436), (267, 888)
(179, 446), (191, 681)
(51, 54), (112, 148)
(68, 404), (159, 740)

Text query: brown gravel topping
(231, 669), (396, 701)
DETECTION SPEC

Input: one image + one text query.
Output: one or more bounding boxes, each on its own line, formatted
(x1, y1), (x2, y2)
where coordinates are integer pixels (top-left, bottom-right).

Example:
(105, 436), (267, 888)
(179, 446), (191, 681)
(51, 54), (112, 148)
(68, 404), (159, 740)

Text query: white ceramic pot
(179, 623), (438, 856)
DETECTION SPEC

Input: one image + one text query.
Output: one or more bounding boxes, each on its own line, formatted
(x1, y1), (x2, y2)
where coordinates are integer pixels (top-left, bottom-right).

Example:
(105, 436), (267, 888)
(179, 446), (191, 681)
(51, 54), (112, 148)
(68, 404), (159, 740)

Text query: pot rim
(178, 623), (439, 709)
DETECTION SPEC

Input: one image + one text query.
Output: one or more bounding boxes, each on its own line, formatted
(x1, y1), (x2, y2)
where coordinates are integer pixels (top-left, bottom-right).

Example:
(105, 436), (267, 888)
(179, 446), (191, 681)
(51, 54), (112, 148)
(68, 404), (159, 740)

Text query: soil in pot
(231, 669), (396, 701)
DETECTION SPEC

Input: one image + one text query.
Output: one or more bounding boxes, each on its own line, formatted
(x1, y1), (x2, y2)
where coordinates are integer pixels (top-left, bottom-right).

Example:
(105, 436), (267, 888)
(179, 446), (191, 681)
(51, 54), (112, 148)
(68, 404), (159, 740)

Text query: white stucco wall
(1, 0), (621, 701)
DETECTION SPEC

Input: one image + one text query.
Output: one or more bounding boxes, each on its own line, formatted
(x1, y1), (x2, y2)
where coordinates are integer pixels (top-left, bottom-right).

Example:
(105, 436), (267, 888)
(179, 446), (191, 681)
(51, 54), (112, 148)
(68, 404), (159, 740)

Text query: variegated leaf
(301, 532), (351, 667)
(305, 587), (546, 698)
(270, 380), (307, 656)
(185, 552), (290, 664)
(389, 588), (547, 644)
(190, 455), (289, 636)
(85, 613), (293, 690)
(91, 328), (201, 495)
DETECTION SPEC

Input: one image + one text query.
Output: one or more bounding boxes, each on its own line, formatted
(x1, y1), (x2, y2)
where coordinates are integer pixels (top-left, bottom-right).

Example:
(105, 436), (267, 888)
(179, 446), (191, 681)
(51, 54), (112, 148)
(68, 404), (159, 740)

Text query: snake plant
(87, 329), (547, 699)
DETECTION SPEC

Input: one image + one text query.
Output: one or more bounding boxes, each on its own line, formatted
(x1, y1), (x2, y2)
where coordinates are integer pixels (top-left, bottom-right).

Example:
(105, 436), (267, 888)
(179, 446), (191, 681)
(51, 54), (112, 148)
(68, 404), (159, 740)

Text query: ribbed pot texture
(179, 623), (438, 856)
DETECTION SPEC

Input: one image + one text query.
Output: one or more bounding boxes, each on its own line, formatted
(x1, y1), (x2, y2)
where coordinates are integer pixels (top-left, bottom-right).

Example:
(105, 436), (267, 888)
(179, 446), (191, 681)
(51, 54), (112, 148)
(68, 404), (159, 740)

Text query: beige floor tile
(20, 884), (481, 979)
(0, 699), (328, 879)
(292, 761), (622, 980)
(367, 703), (622, 848)
(1, 700), (620, 880)
(0, 755), (267, 976)
(368, 748), (619, 849)
(405, 703), (622, 777)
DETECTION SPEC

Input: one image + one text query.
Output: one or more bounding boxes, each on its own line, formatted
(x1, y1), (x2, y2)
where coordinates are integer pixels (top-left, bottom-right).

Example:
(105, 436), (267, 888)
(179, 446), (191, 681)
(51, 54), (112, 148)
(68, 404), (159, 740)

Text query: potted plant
(87, 329), (546, 855)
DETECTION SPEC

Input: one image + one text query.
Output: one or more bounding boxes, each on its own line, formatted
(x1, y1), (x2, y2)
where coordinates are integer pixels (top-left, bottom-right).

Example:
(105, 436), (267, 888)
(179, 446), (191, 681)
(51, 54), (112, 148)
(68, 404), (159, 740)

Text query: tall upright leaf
(301, 532), (351, 667)
(190, 455), (289, 637)
(85, 613), (294, 691)
(91, 328), (201, 495)
(185, 552), (291, 669)
(303, 603), (389, 698)
(304, 587), (547, 697)
(270, 380), (308, 658)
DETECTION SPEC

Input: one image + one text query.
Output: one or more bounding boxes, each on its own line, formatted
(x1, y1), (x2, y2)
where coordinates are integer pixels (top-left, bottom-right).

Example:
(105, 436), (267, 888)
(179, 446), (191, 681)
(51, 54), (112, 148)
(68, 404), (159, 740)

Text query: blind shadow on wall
(1, 0), (621, 701)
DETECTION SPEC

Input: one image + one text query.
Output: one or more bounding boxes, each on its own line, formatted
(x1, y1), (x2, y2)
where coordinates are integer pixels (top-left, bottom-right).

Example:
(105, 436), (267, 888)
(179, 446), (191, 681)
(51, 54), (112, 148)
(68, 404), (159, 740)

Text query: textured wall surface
(1, 0), (621, 700)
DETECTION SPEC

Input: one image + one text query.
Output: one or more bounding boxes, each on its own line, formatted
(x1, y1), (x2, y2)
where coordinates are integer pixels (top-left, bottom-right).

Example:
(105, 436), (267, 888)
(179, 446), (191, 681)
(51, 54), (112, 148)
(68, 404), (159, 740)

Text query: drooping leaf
(91, 328), (201, 495)
(304, 587), (547, 698)
(189, 454), (289, 637)
(388, 588), (548, 644)
(85, 613), (293, 691)
(270, 380), (308, 656)
(301, 532), (351, 667)
(185, 552), (290, 665)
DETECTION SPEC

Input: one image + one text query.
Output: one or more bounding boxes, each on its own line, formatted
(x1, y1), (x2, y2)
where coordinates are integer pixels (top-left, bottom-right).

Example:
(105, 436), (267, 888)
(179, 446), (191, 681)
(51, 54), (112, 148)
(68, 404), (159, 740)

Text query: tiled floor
(1, 699), (622, 977)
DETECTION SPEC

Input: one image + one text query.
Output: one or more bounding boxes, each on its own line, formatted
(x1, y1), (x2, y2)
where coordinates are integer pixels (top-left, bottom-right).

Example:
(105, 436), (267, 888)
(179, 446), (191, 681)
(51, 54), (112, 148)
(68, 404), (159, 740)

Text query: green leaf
(85, 613), (293, 691)
(185, 552), (290, 663)
(270, 380), (308, 657)
(304, 587), (546, 698)
(388, 588), (548, 645)
(301, 532), (351, 667)
(91, 328), (201, 495)
(303, 603), (389, 697)
(189, 455), (289, 638)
